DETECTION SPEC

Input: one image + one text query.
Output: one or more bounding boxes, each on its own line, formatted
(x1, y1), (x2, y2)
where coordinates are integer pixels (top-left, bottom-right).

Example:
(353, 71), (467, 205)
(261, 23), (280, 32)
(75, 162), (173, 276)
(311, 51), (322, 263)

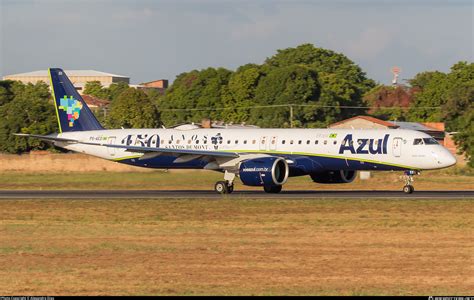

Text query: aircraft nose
(444, 152), (457, 167)
(432, 148), (457, 168)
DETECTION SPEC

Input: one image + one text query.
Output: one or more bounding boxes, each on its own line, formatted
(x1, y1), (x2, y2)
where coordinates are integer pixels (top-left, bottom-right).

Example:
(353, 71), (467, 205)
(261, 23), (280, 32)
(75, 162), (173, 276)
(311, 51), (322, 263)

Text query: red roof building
(81, 94), (110, 109)
(329, 115), (398, 129)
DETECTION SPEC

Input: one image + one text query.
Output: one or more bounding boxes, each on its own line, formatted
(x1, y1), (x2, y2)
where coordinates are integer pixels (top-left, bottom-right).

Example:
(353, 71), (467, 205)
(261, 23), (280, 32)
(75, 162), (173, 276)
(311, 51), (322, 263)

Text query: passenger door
(392, 137), (402, 157)
(259, 136), (267, 151)
(107, 137), (116, 156)
(269, 136), (278, 151)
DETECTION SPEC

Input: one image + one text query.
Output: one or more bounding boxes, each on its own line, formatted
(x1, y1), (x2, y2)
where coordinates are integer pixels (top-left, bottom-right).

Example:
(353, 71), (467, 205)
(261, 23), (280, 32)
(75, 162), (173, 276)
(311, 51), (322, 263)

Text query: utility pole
(289, 104), (294, 128)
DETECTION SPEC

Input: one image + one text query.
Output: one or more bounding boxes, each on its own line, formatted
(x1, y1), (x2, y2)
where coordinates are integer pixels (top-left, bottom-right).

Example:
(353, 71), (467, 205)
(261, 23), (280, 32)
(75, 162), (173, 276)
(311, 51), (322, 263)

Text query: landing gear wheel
(215, 181), (229, 194)
(402, 170), (419, 194)
(403, 185), (414, 194)
(263, 185), (282, 193)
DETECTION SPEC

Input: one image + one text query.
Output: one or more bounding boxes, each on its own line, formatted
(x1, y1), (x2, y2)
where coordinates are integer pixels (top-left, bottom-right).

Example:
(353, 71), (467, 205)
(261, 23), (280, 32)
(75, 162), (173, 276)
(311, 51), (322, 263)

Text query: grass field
(1, 198), (473, 295)
(0, 167), (473, 191)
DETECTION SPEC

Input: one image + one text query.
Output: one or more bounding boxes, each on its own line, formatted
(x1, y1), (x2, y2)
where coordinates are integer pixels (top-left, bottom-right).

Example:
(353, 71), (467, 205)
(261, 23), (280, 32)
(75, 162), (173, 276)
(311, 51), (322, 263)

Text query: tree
(83, 81), (110, 100)
(453, 109), (474, 168)
(0, 80), (16, 106)
(0, 82), (57, 153)
(442, 62), (474, 131)
(221, 64), (263, 124)
(248, 65), (321, 128)
(159, 68), (232, 126)
(265, 44), (374, 94)
(408, 71), (449, 122)
(263, 44), (375, 124)
(105, 88), (160, 128)
(107, 81), (129, 101)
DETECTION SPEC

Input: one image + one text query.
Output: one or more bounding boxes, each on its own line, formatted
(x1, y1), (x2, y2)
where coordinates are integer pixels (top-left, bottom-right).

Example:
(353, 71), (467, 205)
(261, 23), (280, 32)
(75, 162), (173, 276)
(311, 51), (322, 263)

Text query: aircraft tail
(49, 68), (104, 132)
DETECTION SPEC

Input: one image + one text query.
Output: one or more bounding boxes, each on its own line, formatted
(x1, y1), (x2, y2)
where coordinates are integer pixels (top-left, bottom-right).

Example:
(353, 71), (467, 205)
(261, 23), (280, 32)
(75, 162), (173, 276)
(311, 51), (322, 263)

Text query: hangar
(2, 70), (130, 94)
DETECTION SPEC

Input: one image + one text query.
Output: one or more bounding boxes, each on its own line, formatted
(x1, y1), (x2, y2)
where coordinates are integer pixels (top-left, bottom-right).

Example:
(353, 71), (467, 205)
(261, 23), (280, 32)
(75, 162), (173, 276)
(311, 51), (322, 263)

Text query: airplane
(16, 68), (457, 194)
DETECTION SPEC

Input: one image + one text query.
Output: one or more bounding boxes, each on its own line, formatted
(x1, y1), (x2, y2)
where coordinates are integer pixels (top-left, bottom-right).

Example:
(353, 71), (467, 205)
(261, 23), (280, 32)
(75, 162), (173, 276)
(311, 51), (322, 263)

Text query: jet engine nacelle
(239, 157), (289, 186)
(310, 170), (357, 184)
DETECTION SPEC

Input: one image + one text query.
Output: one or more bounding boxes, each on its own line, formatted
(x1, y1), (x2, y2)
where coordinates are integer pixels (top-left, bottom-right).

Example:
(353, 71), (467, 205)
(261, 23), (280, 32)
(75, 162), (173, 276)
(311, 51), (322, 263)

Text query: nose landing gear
(402, 170), (420, 194)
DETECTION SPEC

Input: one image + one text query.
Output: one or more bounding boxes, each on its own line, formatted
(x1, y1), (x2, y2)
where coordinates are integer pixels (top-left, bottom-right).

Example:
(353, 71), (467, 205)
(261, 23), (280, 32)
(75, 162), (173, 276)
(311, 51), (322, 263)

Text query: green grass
(1, 198), (473, 295)
(0, 167), (473, 190)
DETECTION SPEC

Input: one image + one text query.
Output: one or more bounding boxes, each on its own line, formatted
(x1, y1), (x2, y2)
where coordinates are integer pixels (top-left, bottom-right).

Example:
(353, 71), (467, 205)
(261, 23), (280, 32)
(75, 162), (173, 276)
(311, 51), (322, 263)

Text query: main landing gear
(214, 181), (234, 194)
(402, 170), (420, 194)
(214, 171), (235, 194)
(213, 171), (284, 194)
(263, 185), (282, 193)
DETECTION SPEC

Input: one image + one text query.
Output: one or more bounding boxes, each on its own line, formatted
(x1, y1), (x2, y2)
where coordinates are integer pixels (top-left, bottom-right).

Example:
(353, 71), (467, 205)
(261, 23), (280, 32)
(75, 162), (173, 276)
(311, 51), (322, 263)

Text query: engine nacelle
(310, 170), (357, 184)
(239, 157), (289, 187)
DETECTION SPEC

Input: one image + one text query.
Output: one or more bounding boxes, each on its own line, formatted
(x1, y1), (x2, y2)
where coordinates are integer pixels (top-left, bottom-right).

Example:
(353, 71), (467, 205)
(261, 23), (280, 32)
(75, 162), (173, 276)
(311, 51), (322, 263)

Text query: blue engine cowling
(239, 157), (289, 187)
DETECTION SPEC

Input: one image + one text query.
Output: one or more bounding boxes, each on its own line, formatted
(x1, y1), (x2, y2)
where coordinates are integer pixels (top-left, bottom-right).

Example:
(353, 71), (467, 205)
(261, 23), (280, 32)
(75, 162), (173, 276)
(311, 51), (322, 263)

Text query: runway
(0, 190), (473, 199)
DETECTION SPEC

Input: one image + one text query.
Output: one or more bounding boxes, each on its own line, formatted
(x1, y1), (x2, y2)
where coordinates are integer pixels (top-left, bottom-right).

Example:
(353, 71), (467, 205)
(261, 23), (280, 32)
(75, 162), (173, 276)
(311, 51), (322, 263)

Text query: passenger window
(315, 140), (318, 145)
(324, 140), (327, 145)
(168, 140), (172, 144)
(196, 140), (199, 144)
(177, 140), (180, 144)
(282, 140), (286, 144)
(235, 140), (238, 144)
(244, 140), (247, 144)
(252, 140), (256, 144)
(227, 140), (231, 144)
(306, 140), (310, 145)
(290, 140), (294, 145)
(203, 140), (207, 144)
(188, 140), (192, 144)
(333, 140), (337, 145)
(298, 140), (302, 145)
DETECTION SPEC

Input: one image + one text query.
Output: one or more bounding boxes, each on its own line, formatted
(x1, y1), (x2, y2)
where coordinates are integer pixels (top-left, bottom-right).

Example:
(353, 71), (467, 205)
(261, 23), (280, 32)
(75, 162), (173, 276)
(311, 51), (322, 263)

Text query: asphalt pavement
(0, 190), (472, 199)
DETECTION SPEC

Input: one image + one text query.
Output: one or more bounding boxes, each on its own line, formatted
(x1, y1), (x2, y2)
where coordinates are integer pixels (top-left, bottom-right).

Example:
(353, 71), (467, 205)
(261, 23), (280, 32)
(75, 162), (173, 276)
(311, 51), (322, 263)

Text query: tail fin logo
(58, 95), (83, 127)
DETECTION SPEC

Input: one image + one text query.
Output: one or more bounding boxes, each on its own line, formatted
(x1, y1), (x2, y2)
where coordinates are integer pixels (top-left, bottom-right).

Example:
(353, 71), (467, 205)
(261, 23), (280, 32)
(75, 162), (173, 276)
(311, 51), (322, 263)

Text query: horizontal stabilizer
(14, 133), (78, 143)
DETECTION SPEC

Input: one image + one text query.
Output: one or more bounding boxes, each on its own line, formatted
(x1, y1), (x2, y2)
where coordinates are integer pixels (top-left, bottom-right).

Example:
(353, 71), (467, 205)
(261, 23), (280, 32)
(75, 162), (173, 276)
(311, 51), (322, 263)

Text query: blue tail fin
(49, 68), (104, 132)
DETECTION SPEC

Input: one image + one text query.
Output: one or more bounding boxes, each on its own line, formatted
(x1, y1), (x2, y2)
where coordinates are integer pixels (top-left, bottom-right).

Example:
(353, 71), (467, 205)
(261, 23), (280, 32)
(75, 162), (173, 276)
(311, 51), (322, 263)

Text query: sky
(0, 0), (473, 84)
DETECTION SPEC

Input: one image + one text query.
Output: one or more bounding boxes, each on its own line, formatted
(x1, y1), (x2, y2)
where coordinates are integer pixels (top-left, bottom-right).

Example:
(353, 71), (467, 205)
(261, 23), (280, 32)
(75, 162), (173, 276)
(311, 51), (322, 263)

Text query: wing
(14, 133), (239, 159)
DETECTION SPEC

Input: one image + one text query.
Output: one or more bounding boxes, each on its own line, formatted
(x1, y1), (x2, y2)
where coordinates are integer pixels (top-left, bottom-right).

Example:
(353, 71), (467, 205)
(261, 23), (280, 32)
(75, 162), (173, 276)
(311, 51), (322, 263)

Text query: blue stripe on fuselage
(116, 154), (408, 174)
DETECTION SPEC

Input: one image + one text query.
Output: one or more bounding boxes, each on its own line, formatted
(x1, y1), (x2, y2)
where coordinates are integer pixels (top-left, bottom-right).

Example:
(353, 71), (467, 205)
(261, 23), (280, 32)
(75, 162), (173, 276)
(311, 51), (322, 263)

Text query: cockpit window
(423, 137), (439, 145)
(414, 137), (439, 145)
(413, 138), (424, 145)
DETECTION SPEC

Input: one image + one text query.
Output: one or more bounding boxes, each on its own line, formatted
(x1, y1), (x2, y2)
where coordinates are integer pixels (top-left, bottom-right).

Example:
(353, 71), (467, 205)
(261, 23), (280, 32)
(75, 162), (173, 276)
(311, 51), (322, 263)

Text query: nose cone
(444, 151), (457, 167)
(432, 147), (457, 169)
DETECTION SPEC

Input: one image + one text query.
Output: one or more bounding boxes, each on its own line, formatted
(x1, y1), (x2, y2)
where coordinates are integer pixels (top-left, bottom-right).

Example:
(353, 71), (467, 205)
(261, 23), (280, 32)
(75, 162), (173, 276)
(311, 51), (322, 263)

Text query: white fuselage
(55, 128), (456, 171)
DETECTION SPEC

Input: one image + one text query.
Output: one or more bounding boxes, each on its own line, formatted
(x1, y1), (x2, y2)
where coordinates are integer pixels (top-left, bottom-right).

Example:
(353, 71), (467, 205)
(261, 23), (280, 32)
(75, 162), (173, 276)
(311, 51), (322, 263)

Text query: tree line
(0, 44), (472, 166)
